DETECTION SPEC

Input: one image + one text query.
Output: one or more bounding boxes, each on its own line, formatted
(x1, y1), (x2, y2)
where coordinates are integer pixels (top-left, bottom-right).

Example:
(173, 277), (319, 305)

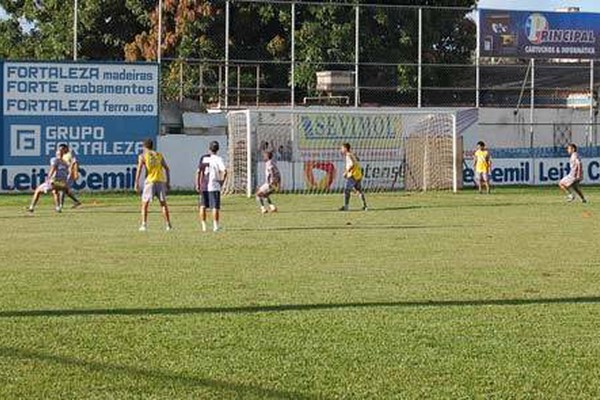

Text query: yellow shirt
(474, 149), (491, 173)
(143, 151), (166, 183)
(63, 151), (79, 179)
(346, 153), (363, 181)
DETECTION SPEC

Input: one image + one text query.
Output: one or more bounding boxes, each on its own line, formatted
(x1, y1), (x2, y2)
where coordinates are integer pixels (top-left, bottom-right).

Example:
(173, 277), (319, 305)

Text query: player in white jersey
(256, 151), (281, 214)
(559, 143), (586, 203)
(27, 146), (75, 213)
(196, 141), (227, 232)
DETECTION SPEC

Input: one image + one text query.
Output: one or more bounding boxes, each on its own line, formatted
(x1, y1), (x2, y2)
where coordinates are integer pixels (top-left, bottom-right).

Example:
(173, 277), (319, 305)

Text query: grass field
(1, 187), (600, 399)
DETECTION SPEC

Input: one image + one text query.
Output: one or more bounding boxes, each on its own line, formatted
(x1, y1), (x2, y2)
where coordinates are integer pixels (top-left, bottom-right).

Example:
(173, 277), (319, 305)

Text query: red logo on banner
(304, 161), (336, 190)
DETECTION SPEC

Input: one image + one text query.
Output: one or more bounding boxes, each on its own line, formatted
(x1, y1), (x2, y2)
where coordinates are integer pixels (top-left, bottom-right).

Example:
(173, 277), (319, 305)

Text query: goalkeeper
(339, 143), (368, 212)
(256, 151), (281, 214)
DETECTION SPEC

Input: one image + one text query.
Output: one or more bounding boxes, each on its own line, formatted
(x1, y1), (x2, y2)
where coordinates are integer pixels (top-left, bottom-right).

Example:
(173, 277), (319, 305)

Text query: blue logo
(10, 125), (41, 157)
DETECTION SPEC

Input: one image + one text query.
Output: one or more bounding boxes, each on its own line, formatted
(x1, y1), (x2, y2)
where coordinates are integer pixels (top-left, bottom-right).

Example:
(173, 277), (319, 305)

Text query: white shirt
(202, 154), (226, 192)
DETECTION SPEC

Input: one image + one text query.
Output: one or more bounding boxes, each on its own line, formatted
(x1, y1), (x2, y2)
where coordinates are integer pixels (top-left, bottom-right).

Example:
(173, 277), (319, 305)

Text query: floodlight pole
(224, 0), (230, 109)
(417, 7), (422, 108)
(157, 0), (162, 63)
(291, 1), (296, 108)
(475, 8), (480, 108)
(354, 3), (359, 107)
(73, 0), (78, 61)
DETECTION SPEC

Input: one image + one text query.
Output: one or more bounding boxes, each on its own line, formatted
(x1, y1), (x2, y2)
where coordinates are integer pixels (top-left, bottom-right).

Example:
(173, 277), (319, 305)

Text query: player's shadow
(233, 224), (468, 232)
(0, 345), (318, 399)
(1, 296), (599, 319)
(289, 202), (530, 214)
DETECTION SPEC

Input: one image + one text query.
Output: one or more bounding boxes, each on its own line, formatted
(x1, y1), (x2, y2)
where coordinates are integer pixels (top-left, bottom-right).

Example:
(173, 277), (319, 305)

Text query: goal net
(225, 109), (472, 196)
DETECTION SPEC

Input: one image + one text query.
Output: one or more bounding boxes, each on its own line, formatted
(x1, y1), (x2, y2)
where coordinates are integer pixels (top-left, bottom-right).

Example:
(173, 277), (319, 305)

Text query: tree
(0, 0), (150, 60)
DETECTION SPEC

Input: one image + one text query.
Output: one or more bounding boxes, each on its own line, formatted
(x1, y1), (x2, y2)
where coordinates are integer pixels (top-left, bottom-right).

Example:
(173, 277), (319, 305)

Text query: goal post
(225, 108), (473, 196)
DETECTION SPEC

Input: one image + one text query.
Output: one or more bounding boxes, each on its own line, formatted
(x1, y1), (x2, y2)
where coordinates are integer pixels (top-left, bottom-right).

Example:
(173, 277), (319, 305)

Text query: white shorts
(257, 183), (277, 196)
(38, 180), (67, 193)
(142, 182), (167, 203)
(560, 176), (580, 188)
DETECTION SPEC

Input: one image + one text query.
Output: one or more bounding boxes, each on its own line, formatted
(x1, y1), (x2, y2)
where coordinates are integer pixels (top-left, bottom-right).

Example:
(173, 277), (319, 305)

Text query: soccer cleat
(338, 206), (348, 212)
(26, 207), (34, 213)
(261, 206), (268, 214)
(72, 202), (82, 209)
(213, 226), (222, 233)
(55, 207), (62, 213)
(139, 224), (148, 232)
(269, 205), (278, 213)
(582, 198), (588, 204)
(566, 194), (575, 203)
(165, 225), (173, 232)
(362, 206), (368, 211)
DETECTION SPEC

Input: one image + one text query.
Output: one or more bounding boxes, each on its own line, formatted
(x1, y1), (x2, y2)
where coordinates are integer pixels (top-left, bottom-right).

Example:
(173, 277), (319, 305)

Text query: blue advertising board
(1, 61), (158, 167)
(479, 9), (600, 59)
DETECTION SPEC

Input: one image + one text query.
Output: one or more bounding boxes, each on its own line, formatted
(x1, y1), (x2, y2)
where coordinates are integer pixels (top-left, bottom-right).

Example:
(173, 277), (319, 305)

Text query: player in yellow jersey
(473, 141), (492, 194)
(134, 139), (172, 231)
(59, 144), (82, 209)
(339, 143), (368, 211)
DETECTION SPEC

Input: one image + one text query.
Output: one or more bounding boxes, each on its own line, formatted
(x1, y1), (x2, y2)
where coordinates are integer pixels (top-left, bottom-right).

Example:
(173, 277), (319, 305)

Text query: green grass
(1, 187), (600, 399)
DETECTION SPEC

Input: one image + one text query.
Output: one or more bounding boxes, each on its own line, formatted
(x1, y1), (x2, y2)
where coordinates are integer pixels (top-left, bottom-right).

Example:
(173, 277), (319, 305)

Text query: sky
(1, 1), (600, 20)
(478, 0), (600, 12)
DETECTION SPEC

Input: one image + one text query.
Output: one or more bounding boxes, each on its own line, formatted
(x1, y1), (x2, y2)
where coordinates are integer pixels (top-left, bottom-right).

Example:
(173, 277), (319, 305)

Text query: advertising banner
(2, 61), (159, 167)
(294, 113), (404, 162)
(463, 156), (600, 186)
(479, 9), (600, 59)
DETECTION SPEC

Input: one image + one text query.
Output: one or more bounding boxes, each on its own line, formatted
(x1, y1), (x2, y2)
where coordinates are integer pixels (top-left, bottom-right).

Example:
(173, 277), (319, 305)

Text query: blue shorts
(345, 177), (362, 191)
(201, 191), (221, 210)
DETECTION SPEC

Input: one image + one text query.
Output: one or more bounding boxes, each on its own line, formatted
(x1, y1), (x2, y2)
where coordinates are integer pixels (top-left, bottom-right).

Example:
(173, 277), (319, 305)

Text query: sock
(69, 193), (80, 204)
(213, 221), (219, 231)
(201, 221), (207, 231)
(343, 190), (351, 209)
(360, 193), (367, 208)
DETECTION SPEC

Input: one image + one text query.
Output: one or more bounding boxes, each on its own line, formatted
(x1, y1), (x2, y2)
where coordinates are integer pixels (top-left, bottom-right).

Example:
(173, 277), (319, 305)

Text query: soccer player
(27, 147), (73, 213)
(134, 139), (173, 231)
(197, 141), (227, 232)
(59, 144), (82, 208)
(339, 143), (367, 211)
(473, 141), (492, 194)
(256, 151), (281, 214)
(559, 143), (587, 203)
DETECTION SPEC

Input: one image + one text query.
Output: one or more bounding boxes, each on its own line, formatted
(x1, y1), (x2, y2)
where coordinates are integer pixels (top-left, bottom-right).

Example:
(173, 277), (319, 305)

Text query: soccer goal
(225, 108), (474, 197)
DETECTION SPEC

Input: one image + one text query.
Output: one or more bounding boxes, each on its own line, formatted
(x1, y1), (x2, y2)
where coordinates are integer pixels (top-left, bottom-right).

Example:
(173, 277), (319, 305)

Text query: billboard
(1, 61), (159, 167)
(479, 9), (600, 59)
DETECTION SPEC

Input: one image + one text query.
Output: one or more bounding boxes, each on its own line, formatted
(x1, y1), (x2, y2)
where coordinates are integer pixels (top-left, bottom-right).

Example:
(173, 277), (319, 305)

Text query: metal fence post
(179, 61), (183, 102)
(256, 64), (260, 107)
(157, 0), (162, 63)
(224, 0), (230, 109)
(417, 7), (422, 108)
(73, 0), (78, 61)
(590, 59), (595, 146)
(237, 65), (242, 106)
(354, 3), (359, 107)
(199, 63), (204, 105)
(530, 58), (535, 182)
